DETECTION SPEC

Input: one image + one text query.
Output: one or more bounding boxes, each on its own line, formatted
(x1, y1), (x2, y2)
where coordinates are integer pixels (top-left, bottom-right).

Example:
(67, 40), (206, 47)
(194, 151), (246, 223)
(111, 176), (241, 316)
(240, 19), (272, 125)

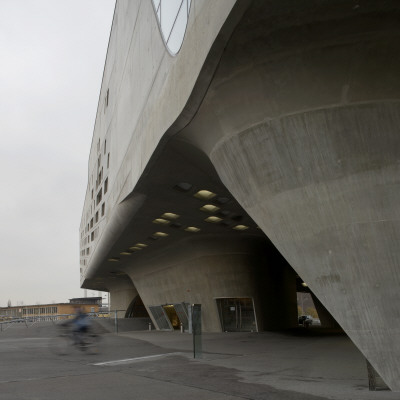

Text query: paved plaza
(0, 322), (396, 400)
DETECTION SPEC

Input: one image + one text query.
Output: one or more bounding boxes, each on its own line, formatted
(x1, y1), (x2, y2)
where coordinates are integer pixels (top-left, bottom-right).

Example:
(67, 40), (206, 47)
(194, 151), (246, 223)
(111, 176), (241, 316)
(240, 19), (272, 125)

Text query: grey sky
(0, 0), (115, 306)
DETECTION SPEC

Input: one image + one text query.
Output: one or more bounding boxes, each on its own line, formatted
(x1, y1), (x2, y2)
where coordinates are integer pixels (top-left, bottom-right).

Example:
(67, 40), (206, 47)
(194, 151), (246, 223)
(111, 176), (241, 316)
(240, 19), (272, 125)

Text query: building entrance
(148, 303), (190, 331)
(216, 298), (257, 332)
(163, 305), (181, 329)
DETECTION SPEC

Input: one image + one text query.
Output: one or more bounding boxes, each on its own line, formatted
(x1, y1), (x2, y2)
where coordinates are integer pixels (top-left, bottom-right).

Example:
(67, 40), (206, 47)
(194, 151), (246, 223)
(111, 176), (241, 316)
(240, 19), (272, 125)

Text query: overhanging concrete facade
(80, 0), (400, 390)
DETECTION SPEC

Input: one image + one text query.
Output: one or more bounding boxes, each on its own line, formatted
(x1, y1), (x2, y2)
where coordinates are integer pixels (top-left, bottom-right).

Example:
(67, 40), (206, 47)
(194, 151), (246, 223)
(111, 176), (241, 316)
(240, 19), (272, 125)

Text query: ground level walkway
(0, 322), (396, 399)
(120, 328), (395, 400)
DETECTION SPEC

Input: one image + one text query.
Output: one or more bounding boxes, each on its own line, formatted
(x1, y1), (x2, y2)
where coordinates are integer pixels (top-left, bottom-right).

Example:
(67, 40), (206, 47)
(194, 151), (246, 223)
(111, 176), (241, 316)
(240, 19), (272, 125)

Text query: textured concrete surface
(0, 323), (396, 400)
(192, 1), (400, 389)
(79, 0), (400, 391)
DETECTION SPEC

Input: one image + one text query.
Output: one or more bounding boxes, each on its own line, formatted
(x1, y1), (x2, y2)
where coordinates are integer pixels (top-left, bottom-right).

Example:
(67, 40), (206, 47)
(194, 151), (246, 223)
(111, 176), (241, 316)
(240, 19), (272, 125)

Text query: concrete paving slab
(119, 329), (398, 400)
(0, 323), (397, 400)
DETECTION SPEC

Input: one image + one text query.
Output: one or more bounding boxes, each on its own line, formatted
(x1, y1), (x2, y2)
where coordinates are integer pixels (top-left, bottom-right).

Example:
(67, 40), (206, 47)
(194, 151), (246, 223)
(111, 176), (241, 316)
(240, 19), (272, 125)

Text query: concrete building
(79, 0), (400, 391)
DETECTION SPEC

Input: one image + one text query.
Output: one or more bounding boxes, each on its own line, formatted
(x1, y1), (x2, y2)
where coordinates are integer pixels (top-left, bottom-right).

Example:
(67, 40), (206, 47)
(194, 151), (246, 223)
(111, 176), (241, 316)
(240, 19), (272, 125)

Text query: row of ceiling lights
(107, 187), (250, 263)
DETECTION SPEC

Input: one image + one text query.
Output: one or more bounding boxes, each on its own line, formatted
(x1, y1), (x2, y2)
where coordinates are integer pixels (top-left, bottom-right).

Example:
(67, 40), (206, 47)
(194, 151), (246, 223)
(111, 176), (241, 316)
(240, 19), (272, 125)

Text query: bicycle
(49, 322), (101, 355)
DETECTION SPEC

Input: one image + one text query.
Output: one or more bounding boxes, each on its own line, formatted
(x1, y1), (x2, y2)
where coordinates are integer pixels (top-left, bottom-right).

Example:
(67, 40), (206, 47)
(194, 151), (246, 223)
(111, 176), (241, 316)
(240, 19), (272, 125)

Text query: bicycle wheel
(82, 333), (101, 355)
(49, 335), (70, 355)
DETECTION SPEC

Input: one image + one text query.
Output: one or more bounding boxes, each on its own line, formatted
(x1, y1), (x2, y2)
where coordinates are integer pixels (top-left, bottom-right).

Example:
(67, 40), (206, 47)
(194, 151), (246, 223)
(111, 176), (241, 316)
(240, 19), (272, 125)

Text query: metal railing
(0, 312), (114, 331)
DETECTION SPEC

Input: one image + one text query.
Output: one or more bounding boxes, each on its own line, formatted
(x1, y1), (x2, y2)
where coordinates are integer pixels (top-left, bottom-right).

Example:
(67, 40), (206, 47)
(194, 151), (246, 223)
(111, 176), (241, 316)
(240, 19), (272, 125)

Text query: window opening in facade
(105, 88), (109, 108)
(173, 302), (189, 331)
(125, 296), (150, 318)
(149, 305), (173, 330)
(104, 177), (108, 194)
(163, 305), (182, 329)
(151, 0), (192, 54)
(96, 189), (102, 205)
(216, 298), (257, 332)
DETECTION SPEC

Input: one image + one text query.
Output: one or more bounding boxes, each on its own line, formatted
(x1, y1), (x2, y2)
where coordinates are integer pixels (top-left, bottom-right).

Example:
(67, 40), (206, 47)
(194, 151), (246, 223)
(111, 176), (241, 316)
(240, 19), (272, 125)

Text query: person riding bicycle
(70, 308), (91, 345)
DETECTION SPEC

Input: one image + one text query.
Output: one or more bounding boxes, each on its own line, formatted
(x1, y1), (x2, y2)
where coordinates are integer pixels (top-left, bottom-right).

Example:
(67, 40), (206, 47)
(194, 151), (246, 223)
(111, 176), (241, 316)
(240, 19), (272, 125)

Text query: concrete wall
(124, 235), (297, 332)
(178, 0), (400, 390)
(80, 0), (237, 281)
(80, 0), (400, 391)
(107, 276), (138, 318)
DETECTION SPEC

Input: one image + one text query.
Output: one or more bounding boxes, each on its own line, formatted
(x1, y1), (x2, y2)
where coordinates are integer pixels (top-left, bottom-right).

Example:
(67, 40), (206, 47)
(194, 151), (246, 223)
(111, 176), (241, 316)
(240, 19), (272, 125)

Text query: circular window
(152, 0), (192, 55)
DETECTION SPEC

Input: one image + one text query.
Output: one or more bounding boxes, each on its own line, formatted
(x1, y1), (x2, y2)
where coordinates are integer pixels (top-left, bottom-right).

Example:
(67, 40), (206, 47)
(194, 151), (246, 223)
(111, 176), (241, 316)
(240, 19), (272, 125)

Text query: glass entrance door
(216, 298), (257, 332)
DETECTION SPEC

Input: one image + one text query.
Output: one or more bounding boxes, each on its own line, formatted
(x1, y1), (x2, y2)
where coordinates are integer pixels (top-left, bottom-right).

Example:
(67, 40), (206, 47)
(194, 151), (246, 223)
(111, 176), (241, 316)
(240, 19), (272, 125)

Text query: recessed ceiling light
(205, 216), (222, 223)
(120, 252), (132, 255)
(110, 271), (126, 276)
(194, 190), (216, 200)
(185, 226), (200, 232)
(200, 204), (220, 213)
(153, 218), (170, 225)
(108, 258), (120, 262)
(134, 243), (147, 248)
(161, 212), (180, 220)
(129, 246), (143, 251)
(153, 232), (169, 237)
(301, 282), (308, 287)
(232, 225), (249, 231)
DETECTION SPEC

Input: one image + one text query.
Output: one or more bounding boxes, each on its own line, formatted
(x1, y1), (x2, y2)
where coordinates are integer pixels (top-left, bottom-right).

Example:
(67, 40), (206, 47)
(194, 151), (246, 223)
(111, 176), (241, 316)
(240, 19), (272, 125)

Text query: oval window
(152, 0), (192, 55)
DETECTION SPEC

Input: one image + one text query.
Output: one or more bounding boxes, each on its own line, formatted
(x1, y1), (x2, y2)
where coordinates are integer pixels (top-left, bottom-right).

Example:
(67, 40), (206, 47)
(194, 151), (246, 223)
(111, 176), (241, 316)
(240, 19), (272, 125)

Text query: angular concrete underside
(80, 0), (400, 391)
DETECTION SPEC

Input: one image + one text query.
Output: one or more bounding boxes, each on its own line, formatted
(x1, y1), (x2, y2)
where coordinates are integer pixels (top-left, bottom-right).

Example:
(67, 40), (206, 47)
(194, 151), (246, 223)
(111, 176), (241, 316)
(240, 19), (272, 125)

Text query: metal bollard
(180, 322), (184, 333)
(149, 322), (152, 331)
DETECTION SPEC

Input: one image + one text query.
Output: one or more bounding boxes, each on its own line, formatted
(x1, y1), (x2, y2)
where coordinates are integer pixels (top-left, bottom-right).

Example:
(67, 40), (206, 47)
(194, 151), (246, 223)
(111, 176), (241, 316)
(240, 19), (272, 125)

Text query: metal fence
(0, 311), (114, 332)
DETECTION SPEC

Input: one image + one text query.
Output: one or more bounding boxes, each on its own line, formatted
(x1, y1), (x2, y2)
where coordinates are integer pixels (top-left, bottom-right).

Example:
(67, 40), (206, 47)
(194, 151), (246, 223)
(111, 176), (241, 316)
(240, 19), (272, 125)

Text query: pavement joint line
(92, 352), (184, 366)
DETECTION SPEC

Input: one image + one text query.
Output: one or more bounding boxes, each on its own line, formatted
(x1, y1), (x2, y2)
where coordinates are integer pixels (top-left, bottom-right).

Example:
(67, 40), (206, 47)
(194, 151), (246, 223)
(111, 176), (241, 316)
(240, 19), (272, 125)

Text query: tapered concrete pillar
(188, 1), (400, 390)
(123, 235), (297, 332)
(107, 275), (138, 318)
(311, 293), (341, 330)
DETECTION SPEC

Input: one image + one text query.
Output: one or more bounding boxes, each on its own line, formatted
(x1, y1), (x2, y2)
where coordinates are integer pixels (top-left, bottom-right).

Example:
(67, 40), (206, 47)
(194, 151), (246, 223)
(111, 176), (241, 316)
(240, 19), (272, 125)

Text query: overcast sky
(0, 0), (115, 307)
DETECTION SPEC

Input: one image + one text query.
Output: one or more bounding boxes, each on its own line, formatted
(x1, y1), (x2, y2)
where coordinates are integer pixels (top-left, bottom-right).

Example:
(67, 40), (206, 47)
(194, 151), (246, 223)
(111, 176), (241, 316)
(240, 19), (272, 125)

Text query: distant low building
(0, 298), (102, 321)
(69, 297), (102, 305)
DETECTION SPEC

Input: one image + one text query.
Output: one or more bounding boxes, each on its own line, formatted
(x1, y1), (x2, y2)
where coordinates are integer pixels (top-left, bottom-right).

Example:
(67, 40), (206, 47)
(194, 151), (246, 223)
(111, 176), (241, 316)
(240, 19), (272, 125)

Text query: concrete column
(211, 104), (400, 390)
(187, 2), (400, 390)
(107, 275), (138, 318)
(311, 293), (341, 330)
(124, 235), (297, 332)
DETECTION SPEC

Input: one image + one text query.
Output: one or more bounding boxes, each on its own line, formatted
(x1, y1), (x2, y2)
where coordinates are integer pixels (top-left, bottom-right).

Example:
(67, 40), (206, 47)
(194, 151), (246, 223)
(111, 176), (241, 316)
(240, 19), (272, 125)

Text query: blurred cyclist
(70, 307), (91, 345)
